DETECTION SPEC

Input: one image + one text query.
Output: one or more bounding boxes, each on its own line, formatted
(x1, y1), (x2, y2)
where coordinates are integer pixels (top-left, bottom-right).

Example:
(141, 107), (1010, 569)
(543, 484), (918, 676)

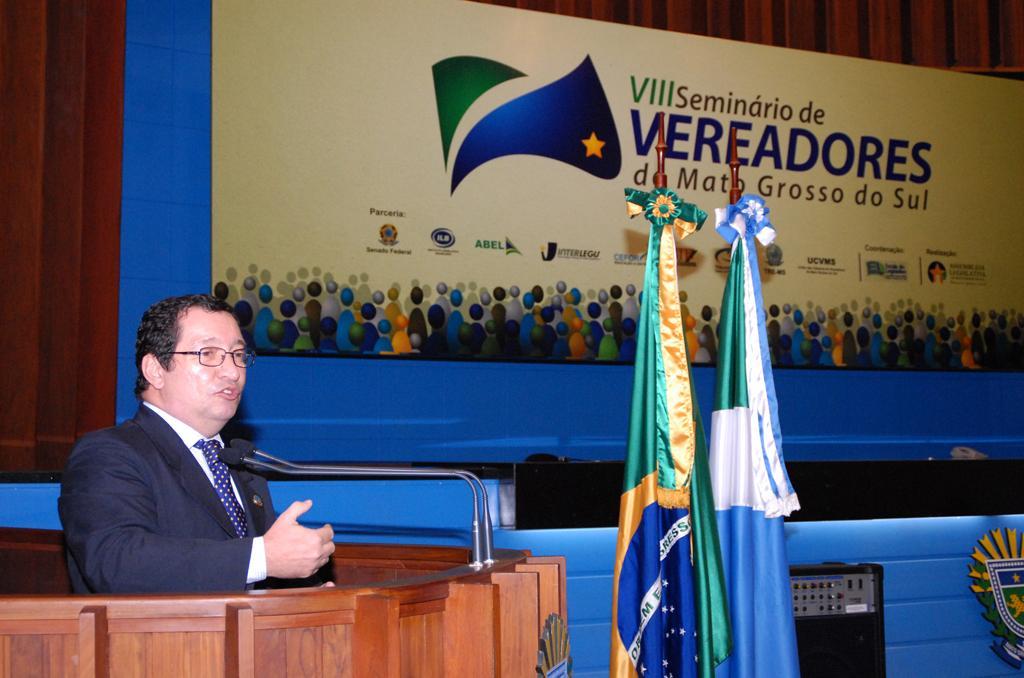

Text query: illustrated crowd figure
(213, 267), (1024, 370)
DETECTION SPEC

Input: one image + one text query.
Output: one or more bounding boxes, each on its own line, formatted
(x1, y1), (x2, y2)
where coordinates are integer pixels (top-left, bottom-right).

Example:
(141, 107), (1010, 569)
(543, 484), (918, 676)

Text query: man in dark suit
(59, 294), (335, 593)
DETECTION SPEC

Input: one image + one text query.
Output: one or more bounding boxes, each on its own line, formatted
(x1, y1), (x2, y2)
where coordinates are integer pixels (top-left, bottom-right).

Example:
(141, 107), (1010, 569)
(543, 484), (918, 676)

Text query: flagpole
(654, 111), (667, 189)
(728, 126), (741, 206)
(710, 117), (803, 678)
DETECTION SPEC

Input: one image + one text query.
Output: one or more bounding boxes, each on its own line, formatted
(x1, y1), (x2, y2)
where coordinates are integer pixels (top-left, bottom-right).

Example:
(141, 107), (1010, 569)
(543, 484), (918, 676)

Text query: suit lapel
(134, 406), (240, 539)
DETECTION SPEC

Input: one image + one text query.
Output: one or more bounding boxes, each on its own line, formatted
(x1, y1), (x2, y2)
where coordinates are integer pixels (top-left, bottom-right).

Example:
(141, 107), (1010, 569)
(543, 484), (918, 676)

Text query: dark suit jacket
(59, 405), (277, 594)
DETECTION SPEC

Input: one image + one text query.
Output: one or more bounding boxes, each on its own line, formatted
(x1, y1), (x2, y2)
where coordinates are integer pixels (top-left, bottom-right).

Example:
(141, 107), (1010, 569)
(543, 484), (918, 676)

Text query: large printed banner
(212, 1), (1024, 369)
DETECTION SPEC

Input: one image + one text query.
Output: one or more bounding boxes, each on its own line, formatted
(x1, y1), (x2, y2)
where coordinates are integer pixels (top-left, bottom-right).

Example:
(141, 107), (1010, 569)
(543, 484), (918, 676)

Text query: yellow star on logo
(1015, 573), (1021, 583)
(581, 132), (606, 158)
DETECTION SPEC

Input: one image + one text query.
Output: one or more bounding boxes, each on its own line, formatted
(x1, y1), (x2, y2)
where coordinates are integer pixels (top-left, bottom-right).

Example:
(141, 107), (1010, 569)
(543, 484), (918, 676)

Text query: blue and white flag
(709, 195), (801, 678)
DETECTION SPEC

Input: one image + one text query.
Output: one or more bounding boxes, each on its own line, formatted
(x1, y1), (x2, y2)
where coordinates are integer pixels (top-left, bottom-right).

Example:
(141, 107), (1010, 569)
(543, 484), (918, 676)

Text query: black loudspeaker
(789, 563), (885, 678)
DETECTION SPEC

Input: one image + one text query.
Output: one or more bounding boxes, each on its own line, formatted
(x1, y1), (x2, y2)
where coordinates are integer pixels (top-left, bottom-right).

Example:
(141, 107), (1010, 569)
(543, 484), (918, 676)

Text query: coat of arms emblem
(970, 528), (1024, 669)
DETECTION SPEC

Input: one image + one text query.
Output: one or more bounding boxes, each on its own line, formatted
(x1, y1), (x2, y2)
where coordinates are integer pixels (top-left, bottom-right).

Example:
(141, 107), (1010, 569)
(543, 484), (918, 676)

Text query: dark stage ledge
(512, 459), (1024, 528)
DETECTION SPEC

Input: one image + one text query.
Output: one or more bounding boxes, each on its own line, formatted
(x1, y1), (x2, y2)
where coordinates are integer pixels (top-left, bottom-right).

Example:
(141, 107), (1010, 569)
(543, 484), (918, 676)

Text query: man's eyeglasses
(169, 347), (256, 368)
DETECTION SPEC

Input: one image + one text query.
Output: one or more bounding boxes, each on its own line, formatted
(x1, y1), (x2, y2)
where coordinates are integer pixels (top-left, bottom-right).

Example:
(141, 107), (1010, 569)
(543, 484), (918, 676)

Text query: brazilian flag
(610, 187), (732, 677)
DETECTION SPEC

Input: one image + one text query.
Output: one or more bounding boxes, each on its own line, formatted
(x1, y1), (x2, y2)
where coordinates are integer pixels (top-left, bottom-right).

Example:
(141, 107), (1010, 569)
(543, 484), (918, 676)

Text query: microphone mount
(222, 440), (495, 568)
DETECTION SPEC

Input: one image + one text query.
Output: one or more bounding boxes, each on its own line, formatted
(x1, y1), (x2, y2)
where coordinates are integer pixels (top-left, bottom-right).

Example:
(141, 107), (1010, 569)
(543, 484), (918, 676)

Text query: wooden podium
(0, 528), (566, 677)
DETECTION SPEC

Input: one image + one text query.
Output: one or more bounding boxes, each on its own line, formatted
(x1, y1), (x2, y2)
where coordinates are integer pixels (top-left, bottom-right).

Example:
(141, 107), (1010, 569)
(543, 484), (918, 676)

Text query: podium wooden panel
(0, 528), (567, 677)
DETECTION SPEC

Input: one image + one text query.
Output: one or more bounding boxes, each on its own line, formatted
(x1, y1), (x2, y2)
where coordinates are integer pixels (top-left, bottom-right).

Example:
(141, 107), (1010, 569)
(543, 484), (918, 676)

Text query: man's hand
(263, 500), (335, 579)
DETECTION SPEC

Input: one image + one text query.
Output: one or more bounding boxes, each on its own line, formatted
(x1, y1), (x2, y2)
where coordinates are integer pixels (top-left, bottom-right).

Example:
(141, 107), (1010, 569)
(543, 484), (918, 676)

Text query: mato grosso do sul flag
(610, 183), (732, 678)
(709, 195), (801, 678)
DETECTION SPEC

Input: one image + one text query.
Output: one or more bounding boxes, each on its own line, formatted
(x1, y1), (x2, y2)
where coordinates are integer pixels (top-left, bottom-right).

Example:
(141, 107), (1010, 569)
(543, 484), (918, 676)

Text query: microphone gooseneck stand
(222, 440), (495, 568)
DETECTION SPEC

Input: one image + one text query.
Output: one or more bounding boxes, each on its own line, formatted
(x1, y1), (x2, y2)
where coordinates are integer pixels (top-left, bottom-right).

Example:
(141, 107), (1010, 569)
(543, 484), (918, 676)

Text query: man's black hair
(134, 294), (236, 397)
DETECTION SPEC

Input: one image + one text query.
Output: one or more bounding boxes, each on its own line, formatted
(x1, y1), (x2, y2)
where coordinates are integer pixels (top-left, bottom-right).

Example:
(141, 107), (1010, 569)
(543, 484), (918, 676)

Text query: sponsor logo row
(857, 250), (988, 286)
(375, 222), (784, 273)
(371, 222), (988, 285)
(374, 221), (726, 268)
(374, 222), (611, 262)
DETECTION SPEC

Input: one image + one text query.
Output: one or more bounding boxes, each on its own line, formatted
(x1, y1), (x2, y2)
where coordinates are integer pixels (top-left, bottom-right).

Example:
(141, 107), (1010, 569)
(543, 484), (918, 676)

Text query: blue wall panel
(238, 358), (636, 462)
(0, 484), (61, 530)
(229, 353), (1024, 462)
(118, 0), (212, 419)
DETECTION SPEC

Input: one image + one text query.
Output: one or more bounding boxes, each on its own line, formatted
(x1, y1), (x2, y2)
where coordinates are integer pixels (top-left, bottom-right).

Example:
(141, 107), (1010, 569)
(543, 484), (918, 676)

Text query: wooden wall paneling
(952, 0), (992, 67)
(422, 611), (444, 678)
(443, 582), (496, 676)
(78, 605), (108, 678)
(0, 538), (558, 677)
(665, 0), (708, 34)
(515, 0), (557, 13)
(999, 0), (1024, 67)
(321, 624), (352, 678)
(0, 0), (46, 471)
(108, 632), (145, 677)
(770, 0), (788, 45)
(706, 0), (743, 39)
(399, 611), (444, 678)
(253, 628), (286, 676)
(741, 0), (777, 45)
(551, 0), (583, 16)
(626, 0), (661, 28)
(784, 0), (823, 51)
(908, 0), (951, 66)
(477, 0), (1024, 77)
(353, 594), (400, 678)
(491, 571), (541, 678)
(825, 0), (864, 57)
(76, 0), (124, 442)
(516, 556), (568, 622)
(148, 633), (190, 676)
(9, 636), (43, 678)
(285, 625), (322, 676)
(226, 603), (255, 678)
(585, 0), (618, 22)
(0, 527), (71, 594)
(602, 0), (634, 24)
(867, 0), (904, 61)
(47, 634), (77, 677)
(0, 0), (122, 473)
(186, 632), (222, 678)
(37, 0), (86, 471)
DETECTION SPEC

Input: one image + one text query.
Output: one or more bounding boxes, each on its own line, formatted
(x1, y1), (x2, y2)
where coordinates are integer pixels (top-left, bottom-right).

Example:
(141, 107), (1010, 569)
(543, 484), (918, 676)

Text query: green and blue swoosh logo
(432, 55), (621, 194)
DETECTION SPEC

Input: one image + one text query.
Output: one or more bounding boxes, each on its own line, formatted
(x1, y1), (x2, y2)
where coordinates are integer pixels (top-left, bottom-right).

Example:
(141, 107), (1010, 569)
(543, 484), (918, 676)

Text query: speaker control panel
(790, 572), (878, 618)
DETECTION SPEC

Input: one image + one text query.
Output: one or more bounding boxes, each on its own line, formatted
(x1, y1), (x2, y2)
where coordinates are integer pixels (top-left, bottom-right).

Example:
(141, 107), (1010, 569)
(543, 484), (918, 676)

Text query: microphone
(220, 440), (495, 568)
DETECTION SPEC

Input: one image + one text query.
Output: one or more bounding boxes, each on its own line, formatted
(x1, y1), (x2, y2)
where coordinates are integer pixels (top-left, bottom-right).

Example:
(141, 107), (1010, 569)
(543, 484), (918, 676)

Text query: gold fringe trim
(658, 486), (691, 509)
(658, 223), (695, 491)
